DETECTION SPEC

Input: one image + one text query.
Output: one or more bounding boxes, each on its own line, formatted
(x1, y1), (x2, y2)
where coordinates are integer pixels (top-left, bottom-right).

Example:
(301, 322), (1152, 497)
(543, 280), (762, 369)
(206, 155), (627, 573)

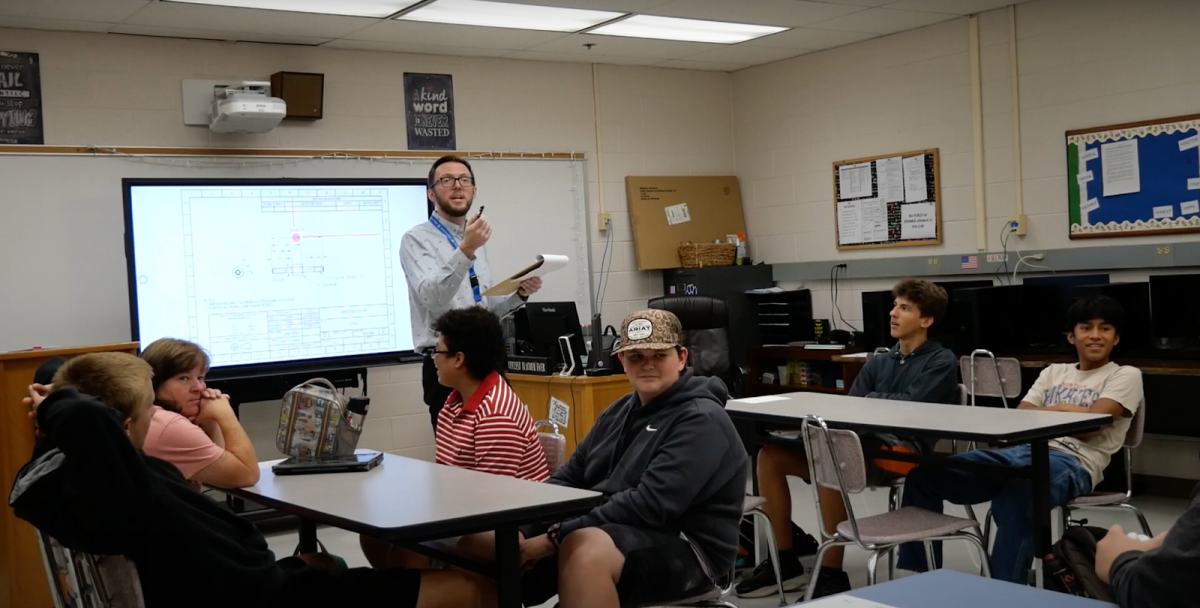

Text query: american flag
(961, 255), (978, 269)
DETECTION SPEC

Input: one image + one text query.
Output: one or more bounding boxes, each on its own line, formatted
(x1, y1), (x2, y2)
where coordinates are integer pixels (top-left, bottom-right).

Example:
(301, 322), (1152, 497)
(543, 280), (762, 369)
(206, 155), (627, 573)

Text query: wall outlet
(1009, 214), (1029, 236)
(598, 212), (611, 230)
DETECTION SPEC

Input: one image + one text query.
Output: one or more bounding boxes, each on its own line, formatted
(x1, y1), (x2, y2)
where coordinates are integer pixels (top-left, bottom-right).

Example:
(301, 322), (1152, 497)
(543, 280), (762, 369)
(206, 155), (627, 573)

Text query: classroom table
(727, 392), (1112, 588)
(222, 453), (602, 608)
(804, 569), (1116, 607)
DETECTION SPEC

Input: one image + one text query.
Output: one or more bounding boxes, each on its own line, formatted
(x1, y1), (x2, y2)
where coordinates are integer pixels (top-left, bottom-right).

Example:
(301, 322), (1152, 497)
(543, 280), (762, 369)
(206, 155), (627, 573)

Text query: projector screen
(124, 178), (430, 377)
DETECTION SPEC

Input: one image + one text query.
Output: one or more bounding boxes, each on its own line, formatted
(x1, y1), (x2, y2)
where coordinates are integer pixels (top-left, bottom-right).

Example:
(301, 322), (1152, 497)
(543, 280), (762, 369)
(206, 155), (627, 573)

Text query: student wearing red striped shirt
(429, 307), (550, 481)
(361, 307), (548, 570)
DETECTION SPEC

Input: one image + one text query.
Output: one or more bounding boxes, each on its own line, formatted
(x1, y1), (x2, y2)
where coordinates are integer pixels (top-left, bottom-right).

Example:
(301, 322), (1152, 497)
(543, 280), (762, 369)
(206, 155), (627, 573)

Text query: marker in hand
(473, 205), (485, 221)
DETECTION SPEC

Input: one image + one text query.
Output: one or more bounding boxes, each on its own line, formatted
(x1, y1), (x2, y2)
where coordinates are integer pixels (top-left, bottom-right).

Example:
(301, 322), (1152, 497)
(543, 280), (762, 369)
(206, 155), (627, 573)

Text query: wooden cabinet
(1, 343), (140, 608)
(747, 346), (866, 397)
(507, 373), (631, 456)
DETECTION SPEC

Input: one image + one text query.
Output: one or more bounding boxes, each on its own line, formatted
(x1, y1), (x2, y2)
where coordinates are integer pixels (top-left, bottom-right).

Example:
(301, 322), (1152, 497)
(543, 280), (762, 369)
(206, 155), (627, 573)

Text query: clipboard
(483, 254), (570, 296)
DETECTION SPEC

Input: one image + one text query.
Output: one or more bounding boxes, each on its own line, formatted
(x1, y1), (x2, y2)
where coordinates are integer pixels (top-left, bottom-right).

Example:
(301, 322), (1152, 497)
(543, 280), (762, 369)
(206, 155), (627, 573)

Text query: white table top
(728, 392), (1112, 444)
(226, 453), (601, 541)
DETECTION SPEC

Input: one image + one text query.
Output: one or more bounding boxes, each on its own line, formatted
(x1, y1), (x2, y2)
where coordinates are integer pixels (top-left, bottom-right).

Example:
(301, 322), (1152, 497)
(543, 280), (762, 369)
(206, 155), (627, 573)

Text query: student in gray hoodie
(511, 309), (748, 608)
(737, 279), (958, 599)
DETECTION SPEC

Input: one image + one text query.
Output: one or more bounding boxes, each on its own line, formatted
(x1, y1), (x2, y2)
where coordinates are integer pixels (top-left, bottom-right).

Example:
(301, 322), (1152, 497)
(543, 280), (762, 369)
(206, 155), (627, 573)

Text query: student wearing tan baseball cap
(502, 309), (749, 608)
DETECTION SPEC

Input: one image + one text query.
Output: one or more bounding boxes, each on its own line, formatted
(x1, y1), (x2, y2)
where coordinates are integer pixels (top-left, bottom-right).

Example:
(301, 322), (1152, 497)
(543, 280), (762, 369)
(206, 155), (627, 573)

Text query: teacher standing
(401, 155), (542, 430)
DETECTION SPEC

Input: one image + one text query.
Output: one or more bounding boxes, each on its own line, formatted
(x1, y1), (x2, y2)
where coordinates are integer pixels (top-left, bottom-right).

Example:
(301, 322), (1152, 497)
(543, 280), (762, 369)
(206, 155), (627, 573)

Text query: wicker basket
(678, 242), (736, 268)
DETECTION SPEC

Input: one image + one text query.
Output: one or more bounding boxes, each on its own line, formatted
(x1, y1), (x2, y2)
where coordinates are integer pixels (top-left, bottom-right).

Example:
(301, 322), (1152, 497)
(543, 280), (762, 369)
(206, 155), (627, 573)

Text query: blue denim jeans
(895, 445), (1092, 584)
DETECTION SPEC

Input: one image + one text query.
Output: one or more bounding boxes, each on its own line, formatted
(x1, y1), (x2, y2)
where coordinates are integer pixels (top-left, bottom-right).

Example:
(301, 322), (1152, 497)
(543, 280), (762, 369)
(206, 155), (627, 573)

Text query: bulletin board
(1068, 114), (1200, 239)
(833, 148), (941, 251)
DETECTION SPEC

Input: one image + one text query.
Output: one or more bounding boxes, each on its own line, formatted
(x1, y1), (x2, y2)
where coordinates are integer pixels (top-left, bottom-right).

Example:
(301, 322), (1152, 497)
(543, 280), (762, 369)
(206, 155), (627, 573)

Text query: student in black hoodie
(1097, 482), (1198, 607)
(463, 309), (748, 608)
(736, 279), (958, 599)
(8, 352), (478, 608)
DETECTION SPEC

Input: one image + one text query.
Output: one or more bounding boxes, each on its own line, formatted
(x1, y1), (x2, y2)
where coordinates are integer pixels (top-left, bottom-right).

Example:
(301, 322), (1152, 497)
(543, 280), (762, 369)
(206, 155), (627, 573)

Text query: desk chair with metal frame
(1062, 400), (1151, 536)
(38, 531), (144, 608)
(800, 416), (990, 602)
(959, 350), (1023, 410)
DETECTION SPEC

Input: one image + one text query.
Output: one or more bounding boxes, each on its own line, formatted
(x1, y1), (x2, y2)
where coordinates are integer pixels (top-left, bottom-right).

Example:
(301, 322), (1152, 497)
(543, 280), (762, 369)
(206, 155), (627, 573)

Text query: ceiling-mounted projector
(209, 81), (286, 134)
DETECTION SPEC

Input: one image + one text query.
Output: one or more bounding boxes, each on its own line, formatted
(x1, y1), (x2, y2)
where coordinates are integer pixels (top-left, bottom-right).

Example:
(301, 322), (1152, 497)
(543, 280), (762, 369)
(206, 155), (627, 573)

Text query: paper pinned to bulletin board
(626, 176), (746, 270)
(1068, 113), (1200, 239)
(833, 149), (942, 251)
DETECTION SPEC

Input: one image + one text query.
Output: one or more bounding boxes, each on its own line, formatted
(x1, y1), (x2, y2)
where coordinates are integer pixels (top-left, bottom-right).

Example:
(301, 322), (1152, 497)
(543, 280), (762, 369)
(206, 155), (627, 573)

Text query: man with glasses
(401, 155), (542, 429)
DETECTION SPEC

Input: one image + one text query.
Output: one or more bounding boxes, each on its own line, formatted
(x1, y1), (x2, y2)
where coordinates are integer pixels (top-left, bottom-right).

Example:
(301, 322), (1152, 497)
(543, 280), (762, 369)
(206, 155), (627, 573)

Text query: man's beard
(434, 191), (472, 218)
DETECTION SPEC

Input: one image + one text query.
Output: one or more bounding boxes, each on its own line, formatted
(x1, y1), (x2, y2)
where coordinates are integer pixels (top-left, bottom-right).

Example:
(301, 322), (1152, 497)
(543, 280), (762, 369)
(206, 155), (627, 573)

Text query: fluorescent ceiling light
(398, 0), (624, 33)
(591, 15), (787, 44)
(167, 0), (422, 18)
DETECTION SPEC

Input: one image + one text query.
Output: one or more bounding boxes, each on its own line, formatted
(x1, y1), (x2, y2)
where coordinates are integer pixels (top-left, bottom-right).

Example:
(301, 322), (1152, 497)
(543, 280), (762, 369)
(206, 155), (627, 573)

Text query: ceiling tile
(502, 50), (659, 66)
(650, 0), (866, 28)
(121, 2), (376, 38)
(345, 19), (566, 49)
(807, 7), (955, 34)
(679, 44), (806, 65)
(884, 0), (1032, 15)
(322, 39), (509, 56)
(0, 0), (149, 23)
(0, 16), (114, 32)
(528, 33), (716, 60)
(655, 58), (750, 72)
(744, 27), (875, 49)
(108, 24), (330, 44)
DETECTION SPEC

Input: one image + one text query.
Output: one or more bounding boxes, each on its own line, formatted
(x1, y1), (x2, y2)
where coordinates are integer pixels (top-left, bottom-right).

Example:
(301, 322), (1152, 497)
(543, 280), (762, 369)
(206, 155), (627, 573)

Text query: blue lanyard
(429, 215), (482, 304)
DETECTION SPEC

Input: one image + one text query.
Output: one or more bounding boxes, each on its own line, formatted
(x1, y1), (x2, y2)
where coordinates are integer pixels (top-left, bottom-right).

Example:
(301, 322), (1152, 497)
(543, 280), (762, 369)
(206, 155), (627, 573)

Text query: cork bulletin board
(833, 148), (941, 251)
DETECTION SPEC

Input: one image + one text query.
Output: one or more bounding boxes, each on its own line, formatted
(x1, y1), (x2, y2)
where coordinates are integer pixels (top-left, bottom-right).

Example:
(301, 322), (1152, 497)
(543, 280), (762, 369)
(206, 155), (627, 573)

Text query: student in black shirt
(9, 353), (478, 608)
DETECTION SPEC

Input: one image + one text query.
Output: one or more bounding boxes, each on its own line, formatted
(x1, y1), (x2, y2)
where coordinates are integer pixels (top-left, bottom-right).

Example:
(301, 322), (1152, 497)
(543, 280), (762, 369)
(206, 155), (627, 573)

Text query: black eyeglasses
(434, 176), (475, 188)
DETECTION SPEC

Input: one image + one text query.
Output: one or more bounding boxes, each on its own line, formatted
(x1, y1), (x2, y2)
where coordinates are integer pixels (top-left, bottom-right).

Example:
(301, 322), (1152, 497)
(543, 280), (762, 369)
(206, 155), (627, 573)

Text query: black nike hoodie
(548, 372), (748, 576)
(9, 389), (284, 608)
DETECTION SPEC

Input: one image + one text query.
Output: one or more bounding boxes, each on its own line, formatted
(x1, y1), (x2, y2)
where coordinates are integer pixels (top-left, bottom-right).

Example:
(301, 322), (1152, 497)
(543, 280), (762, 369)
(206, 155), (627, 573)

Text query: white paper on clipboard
(482, 254), (570, 296)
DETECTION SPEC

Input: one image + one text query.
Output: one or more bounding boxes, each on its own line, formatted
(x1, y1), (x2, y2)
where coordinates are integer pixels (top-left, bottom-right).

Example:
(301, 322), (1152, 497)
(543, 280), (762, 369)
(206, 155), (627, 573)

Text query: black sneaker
(791, 524), (820, 557)
(735, 557), (809, 598)
(810, 568), (852, 598)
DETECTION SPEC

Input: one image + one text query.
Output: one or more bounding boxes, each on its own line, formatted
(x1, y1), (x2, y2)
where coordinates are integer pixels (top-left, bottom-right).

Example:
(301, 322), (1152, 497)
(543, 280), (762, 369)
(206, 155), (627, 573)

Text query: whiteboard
(0, 155), (591, 352)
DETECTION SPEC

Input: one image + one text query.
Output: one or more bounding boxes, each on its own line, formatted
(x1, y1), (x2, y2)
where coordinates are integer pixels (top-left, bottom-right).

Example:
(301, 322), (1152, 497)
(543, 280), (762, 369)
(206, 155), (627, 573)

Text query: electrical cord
(831, 264), (860, 333)
(995, 223), (1013, 285)
(596, 220), (613, 309)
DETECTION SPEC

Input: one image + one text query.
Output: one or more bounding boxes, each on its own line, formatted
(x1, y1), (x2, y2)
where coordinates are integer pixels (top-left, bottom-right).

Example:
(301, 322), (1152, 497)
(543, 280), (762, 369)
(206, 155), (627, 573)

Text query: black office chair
(648, 296), (736, 386)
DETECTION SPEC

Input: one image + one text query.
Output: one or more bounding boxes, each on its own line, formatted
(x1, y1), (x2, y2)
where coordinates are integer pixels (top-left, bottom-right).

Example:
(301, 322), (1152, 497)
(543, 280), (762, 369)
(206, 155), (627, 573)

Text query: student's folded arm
(1109, 510), (1200, 608)
(863, 353), (956, 402)
(557, 411), (741, 538)
(846, 358), (877, 397)
(35, 392), (153, 551)
(400, 232), (473, 312)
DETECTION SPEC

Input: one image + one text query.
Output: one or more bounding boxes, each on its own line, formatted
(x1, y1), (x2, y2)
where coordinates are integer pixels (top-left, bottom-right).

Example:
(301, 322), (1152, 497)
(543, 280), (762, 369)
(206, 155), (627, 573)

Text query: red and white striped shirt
(435, 372), (550, 482)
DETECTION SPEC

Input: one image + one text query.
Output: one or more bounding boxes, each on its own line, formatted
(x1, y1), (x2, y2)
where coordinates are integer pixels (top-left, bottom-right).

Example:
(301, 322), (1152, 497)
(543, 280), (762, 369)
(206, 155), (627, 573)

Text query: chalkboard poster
(0, 51), (42, 145)
(404, 73), (455, 151)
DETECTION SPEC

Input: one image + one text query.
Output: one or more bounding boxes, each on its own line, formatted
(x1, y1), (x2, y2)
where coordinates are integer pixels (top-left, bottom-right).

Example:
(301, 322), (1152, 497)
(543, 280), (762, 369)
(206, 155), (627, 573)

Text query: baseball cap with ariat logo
(612, 309), (683, 354)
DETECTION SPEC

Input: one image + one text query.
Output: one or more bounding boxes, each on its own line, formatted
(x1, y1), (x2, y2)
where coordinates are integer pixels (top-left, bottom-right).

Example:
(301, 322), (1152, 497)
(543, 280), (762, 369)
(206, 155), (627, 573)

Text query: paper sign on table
(804, 595), (901, 608)
(483, 254), (570, 296)
(549, 396), (570, 428)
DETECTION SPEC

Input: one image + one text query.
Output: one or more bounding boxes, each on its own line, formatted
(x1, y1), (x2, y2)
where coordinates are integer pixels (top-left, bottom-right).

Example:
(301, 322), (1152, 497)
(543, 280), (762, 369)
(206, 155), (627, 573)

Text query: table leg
(298, 519), (318, 554)
(1030, 439), (1050, 589)
(495, 526), (522, 608)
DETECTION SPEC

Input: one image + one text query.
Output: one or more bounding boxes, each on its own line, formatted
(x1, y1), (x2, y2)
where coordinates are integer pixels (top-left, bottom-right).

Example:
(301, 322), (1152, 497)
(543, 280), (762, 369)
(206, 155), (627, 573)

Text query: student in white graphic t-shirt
(896, 295), (1143, 584)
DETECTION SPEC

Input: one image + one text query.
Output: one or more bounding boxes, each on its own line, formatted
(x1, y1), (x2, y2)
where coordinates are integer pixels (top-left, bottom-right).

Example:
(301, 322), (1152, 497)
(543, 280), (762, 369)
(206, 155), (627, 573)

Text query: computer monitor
(952, 285), (1026, 353)
(931, 280), (995, 353)
(1150, 274), (1200, 341)
(523, 301), (588, 376)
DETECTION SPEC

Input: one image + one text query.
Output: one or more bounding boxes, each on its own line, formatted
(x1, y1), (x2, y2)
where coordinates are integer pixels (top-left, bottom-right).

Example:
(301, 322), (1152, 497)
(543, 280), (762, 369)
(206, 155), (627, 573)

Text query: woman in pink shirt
(140, 338), (259, 489)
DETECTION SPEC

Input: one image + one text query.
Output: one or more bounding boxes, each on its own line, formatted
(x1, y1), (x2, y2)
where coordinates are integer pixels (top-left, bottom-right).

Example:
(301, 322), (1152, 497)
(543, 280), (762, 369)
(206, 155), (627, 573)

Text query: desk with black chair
(221, 453), (602, 608)
(727, 392), (1112, 588)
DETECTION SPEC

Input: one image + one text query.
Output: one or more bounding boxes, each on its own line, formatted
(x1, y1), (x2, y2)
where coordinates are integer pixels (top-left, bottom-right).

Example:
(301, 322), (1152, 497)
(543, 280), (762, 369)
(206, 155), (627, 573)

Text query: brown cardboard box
(625, 176), (746, 270)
